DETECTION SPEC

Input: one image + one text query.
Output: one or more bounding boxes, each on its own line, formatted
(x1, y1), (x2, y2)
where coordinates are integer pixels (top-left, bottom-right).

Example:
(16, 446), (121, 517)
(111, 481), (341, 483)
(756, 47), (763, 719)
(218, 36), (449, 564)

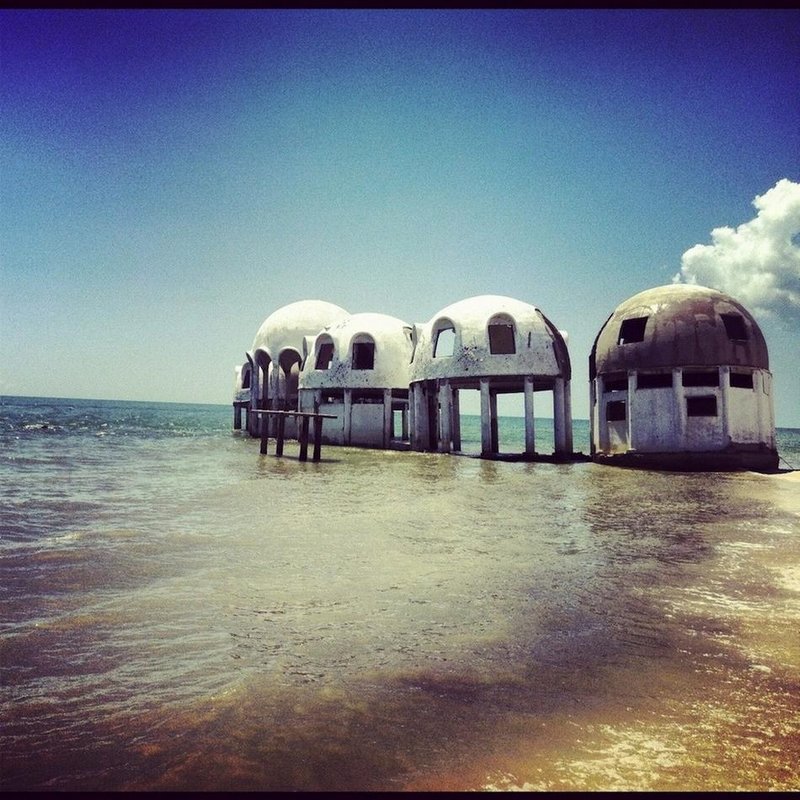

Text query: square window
(606, 400), (626, 421)
(618, 317), (648, 344)
(687, 396), (717, 416)
(721, 314), (748, 341)
(682, 370), (719, 387)
(730, 371), (754, 389)
(637, 372), (673, 389)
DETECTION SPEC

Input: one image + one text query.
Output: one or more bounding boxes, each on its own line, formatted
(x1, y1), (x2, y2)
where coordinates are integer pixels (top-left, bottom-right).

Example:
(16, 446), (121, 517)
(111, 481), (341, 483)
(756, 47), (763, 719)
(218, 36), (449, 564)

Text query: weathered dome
(300, 312), (413, 390)
(410, 295), (570, 383)
(251, 300), (350, 363)
(590, 284), (769, 378)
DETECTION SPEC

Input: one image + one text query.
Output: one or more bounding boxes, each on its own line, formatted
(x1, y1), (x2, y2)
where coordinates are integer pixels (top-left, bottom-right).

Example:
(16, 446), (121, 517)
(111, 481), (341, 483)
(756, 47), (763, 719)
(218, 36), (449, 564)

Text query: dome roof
(590, 283), (769, 377)
(410, 294), (570, 383)
(300, 312), (413, 390)
(251, 300), (349, 362)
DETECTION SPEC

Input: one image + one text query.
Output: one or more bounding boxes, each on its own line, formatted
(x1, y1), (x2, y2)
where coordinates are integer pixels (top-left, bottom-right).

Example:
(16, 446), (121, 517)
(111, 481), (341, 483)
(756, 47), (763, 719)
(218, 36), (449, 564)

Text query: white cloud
(673, 178), (800, 325)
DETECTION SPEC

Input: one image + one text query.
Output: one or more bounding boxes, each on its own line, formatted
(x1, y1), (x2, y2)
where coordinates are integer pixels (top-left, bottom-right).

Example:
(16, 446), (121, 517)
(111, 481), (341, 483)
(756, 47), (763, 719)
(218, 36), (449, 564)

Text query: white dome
(252, 300), (350, 363)
(410, 295), (570, 383)
(300, 312), (413, 390)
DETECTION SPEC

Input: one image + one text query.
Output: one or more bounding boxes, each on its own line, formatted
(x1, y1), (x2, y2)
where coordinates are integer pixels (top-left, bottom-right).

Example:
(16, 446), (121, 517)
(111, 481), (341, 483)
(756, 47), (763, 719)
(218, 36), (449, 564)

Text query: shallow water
(1, 397), (799, 791)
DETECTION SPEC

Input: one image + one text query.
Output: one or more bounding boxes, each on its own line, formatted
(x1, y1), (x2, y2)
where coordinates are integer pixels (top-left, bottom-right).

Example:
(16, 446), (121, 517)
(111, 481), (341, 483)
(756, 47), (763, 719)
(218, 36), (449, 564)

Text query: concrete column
(490, 390), (499, 454)
(383, 388), (393, 448)
(451, 389), (461, 452)
(564, 379), (573, 456)
(438, 381), (452, 453)
(480, 378), (493, 457)
(673, 368), (685, 448)
(313, 389), (322, 414)
(343, 389), (352, 445)
(524, 376), (535, 456)
(412, 383), (429, 451)
(720, 365), (730, 446)
(626, 370), (636, 451)
(408, 385), (417, 448)
(553, 377), (567, 457)
(589, 378), (597, 457)
(401, 402), (409, 440)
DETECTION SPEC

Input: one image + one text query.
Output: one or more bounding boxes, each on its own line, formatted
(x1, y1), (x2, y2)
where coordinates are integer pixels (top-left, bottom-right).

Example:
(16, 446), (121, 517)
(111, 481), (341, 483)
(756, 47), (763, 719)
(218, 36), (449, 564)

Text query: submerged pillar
(554, 377), (567, 457)
(524, 376), (535, 456)
(451, 389), (461, 452)
(480, 379), (498, 457)
(343, 389), (352, 445)
(383, 388), (393, 448)
(438, 381), (452, 453)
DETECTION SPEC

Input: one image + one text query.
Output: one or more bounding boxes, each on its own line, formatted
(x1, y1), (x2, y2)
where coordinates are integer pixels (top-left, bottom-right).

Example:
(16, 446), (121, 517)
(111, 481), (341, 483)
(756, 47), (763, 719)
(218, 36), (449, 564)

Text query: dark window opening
(315, 342), (334, 370)
(241, 370), (251, 389)
(687, 396), (718, 416)
(352, 341), (375, 370)
(637, 372), (673, 389)
(352, 389), (382, 404)
(730, 371), (754, 389)
(606, 400), (626, 421)
(488, 323), (516, 354)
(618, 316), (648, 344)
(433, 326), (455, 357)
(682, 370), (719, 387)
(721, 313), (748, 341)
(603, 373), (628, 392)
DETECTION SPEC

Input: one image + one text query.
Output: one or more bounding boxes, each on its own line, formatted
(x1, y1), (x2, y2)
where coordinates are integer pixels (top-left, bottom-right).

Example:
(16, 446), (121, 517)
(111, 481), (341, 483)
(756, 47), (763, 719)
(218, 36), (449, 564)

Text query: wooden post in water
(260, 413), (269, 455)
(298, 416), (310, 462)
(275, 413), (286, 457)
(313, 416), (324, 462)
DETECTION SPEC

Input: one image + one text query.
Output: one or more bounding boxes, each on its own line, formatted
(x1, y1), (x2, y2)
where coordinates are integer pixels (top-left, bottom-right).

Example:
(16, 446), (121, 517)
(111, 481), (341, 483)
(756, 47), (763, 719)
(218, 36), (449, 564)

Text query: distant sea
(2, 395), (799, 791)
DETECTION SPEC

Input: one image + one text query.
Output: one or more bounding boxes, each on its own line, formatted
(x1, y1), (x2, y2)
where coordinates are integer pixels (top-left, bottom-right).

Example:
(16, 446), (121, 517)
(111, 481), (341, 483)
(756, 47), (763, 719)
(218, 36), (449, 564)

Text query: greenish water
(1, 396), (799, 791)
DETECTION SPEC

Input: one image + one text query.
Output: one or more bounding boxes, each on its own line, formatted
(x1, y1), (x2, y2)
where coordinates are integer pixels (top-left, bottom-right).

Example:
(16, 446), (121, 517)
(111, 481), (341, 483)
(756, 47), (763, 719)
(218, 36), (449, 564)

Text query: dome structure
(590, 283), (769, 379)
(408, 294), (573, 459)
(300, 312), (413, 391)
(251, 300), (350, 362)
(410, 294), (570, 384)
(298, 312), (414, 450)
(589, 283), (777, 471)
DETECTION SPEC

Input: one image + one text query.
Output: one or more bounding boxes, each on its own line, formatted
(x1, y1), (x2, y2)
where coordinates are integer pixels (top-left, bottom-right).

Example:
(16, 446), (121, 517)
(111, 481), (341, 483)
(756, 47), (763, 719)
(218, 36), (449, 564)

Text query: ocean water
(1, 395), (799, 792)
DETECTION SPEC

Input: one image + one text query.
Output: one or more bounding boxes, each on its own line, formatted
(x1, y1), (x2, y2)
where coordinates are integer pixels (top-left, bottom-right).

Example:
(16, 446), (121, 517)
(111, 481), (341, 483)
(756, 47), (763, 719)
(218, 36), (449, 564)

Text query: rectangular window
(618, 316), (648, 344)
(721, 313), (748, 341)
(730, 371), (754, 389)
(687, 396), (718, 416)
(603, 373), (628, 392)
(682, 370), (719, 387)
(352, 342), (375, 370)
(488, 323), (515, 354)
(606, 400), (626, 421)
(637, 372), (673, 389)
(315, 342), (334, 370)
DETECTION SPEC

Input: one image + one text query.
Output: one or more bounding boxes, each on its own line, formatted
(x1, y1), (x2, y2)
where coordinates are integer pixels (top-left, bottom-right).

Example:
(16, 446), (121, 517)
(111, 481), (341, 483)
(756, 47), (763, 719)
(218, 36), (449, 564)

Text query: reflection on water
(1, 403), (799, 791)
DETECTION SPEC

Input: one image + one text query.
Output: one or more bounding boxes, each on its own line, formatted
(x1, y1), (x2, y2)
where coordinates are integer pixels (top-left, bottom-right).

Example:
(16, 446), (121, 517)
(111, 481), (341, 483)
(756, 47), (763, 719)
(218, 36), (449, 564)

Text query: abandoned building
(297, 312), (414, 448)
(589, 283), (778, 471)
(235, 300), (350, 436)
(408, 295), (573, 458)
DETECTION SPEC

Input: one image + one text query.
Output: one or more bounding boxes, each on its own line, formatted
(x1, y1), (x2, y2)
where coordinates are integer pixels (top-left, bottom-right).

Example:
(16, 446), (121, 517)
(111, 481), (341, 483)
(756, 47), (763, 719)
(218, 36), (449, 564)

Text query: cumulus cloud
(673, 178), (800, 325)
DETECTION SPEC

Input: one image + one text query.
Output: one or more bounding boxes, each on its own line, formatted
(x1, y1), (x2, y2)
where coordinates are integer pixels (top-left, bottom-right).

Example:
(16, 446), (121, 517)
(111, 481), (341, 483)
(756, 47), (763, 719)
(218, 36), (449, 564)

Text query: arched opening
(351, 333), (376, 370)
(314, 334), (335, 370)
(488, 314), (516, 354)
(432, 318), (456, 358)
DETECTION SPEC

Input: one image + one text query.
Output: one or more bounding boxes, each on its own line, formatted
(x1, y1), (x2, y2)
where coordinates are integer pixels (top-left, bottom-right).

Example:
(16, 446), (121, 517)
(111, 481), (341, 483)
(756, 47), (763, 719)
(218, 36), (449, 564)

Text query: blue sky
(2, 9), (798, 425)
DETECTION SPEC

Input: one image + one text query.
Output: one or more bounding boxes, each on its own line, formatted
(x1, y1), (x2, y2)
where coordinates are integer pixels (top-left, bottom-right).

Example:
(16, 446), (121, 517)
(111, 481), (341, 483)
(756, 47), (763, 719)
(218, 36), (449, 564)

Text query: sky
(1, 9), (799, 426)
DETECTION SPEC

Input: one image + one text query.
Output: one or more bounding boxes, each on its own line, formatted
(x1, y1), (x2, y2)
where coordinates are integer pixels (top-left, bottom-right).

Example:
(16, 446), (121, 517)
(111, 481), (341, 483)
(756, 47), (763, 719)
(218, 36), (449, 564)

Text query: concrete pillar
(383, 388), (393, 448)
(589, 378), (597, 457)
(480, 381), (499, 456)
(564, 378), (573, 456)
(438, 381), (452, 453)
(524, 375), (535, 456)
(344, 389), (352, 445)
(553, 377), (567, 457)
(626, 370), (636, 451)
(401, 402), (409, 440)
(412, 383), (428, 451)
(451, 389), (461, 452)
(408, 385), (417, 448)
(234, 404), (242, 430)
(673, 368), (685, 448)
(720, 365), (730, 446)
